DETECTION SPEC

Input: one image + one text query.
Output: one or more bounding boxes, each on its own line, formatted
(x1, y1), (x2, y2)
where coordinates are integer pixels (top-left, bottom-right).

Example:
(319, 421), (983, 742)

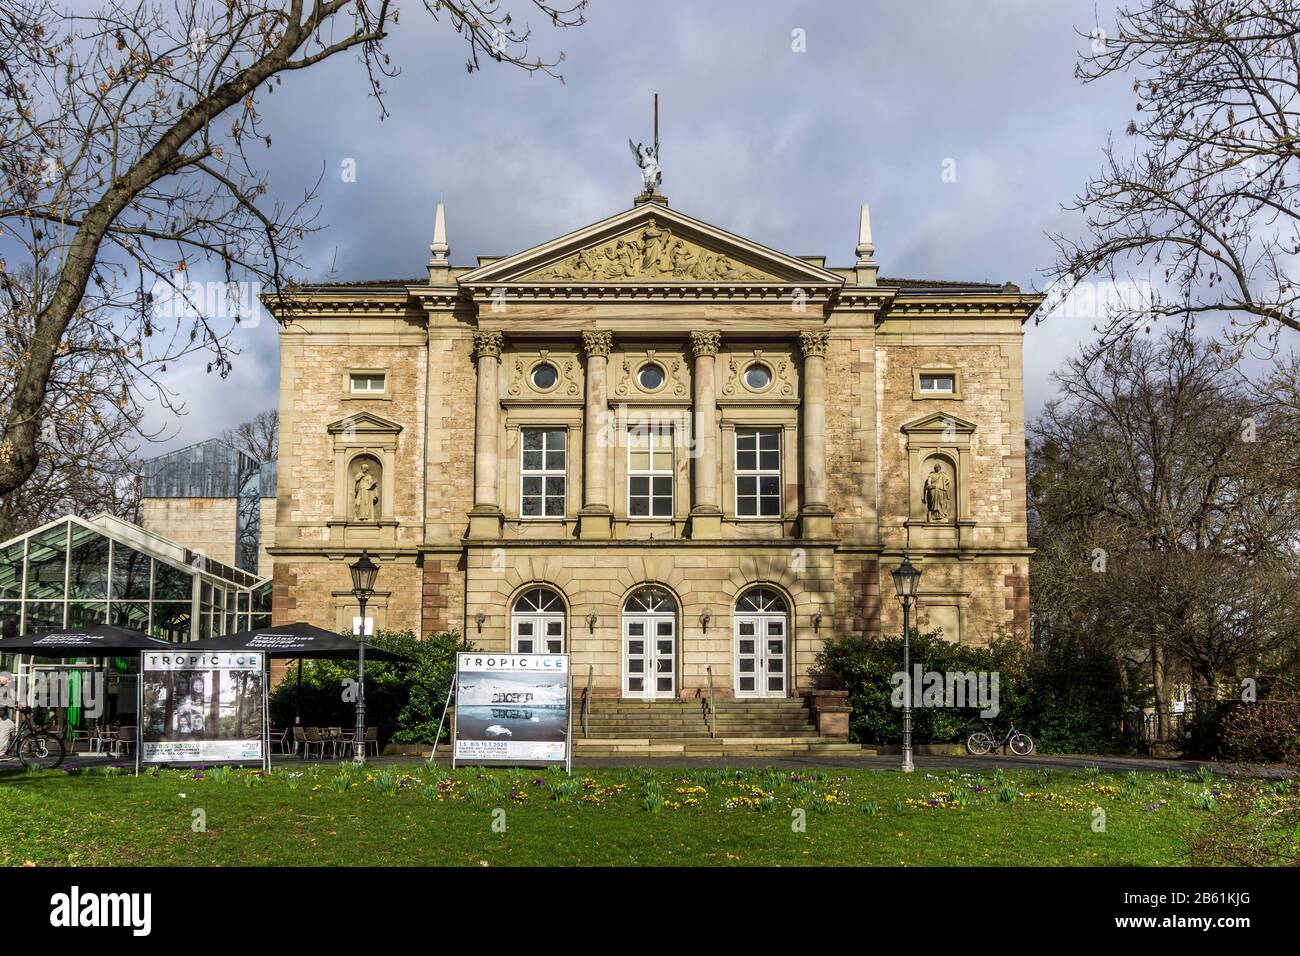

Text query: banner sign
(454, 653), (570, 765)
(140, 651), (266, 764)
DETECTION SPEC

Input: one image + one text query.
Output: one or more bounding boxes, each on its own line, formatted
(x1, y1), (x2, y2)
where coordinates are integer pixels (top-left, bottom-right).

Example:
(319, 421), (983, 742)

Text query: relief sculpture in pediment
(526, 218), (774, 282)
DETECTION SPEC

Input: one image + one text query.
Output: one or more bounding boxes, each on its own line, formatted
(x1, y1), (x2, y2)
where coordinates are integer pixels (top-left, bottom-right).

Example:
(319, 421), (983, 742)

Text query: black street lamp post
(349, 550), (379, 764)
(890, 554), (922, 773)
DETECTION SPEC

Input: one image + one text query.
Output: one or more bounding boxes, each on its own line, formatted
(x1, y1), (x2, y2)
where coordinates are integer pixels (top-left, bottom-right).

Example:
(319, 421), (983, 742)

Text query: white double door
(734, 614), (787, 698)
(512, 614), (564, 654)
(623, 614), (676, 699)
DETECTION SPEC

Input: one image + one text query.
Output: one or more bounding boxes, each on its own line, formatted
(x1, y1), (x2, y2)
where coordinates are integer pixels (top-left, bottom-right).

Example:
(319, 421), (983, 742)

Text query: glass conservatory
(0, 513), (271, 645)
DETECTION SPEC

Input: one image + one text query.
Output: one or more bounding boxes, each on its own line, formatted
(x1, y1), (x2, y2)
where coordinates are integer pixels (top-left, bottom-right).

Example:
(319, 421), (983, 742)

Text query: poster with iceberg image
(453, 653), (569, 768)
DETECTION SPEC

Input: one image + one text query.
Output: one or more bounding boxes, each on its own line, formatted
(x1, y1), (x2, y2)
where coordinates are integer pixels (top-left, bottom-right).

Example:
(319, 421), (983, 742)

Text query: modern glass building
(0, 513), (272, 644)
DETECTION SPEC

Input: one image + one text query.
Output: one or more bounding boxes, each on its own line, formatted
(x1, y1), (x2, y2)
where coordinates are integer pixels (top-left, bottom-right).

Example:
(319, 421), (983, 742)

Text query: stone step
(575, 741), (870, 756)
(585, 724), (817, 734)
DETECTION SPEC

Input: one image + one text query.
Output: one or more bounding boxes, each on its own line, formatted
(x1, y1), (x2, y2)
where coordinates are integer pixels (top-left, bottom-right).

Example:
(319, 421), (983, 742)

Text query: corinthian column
(799, 329), (834, 538)
(579, 330), (613, 539)
(689, 330), (722, 538)
(468, 329), (504, 538)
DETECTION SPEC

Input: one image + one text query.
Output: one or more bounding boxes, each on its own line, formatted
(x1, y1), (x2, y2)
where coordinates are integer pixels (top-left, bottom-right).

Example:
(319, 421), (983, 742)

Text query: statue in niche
(922, 462), (953, 523)
(353, 460), (380, 522)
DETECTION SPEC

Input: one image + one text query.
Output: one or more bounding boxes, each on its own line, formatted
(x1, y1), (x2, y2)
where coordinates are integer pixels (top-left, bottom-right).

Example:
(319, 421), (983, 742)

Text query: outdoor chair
(292, 725), (308, 757)
(364, 726), (379, 757)
(302, 726), (325, 760)
(65, 723), (91, 752)
(111, 726), (136, 757)
(91, 724), (118, 755)
(334, 731), (356, 759)
(270, 727), (290, 754)
(326, 727), (343, 759)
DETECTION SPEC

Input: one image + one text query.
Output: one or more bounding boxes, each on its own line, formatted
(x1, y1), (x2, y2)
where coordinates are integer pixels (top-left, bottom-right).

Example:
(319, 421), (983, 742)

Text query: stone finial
(855, 201), (878, 286)
(799, 329), (829, 358)
(582, 330), (614, 357)
(428, 202), (450, 269)
(472, 329), (503, 360)
(689, 330), (721, 357)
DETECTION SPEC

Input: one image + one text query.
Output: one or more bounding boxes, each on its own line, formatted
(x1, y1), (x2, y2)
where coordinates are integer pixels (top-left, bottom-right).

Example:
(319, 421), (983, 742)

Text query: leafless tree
(1029, 329), (1300, 737)
(1047, 0), (1300, 357)
(0, 263), (143, 537)
(223, 408), (277, 462)
(0, 0), (586, 501)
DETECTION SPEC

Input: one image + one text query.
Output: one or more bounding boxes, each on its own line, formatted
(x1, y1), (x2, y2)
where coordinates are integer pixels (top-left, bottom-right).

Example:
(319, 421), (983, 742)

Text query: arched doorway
(734, 587), (789, 698)
(511, 586), (566, 654)
(622, 586), (677, 700)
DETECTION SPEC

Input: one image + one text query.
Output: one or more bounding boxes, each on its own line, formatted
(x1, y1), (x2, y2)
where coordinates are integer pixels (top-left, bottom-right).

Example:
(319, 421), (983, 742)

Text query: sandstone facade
(266, 197), (1040, 699)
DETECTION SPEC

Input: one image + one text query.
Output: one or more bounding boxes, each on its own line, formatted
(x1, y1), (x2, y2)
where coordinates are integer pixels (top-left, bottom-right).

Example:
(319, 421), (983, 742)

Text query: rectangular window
(736, 428), (781, 517)
(520, 428), (566, 518)
(918, 373), (956, 394)
(349, 373), (386, 394)
(628, 427), (674, 518)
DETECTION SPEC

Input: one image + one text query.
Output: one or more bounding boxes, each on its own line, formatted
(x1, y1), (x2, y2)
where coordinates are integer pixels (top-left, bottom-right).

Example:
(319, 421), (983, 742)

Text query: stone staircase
(574, 698), (870, 757)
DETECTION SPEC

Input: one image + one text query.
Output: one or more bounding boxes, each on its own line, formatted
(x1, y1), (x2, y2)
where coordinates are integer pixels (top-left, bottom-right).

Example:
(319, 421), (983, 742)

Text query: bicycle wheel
(1009, 734), (1035, 756)
(18, 732), (65, 770)
(966, 732), (995, 756)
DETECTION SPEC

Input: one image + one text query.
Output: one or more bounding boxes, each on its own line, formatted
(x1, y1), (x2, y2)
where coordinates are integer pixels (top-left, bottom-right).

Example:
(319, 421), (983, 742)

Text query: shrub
(814, 627), (1134, 753)
(1215, 700), (1300, 767)
(813, 630), (1028, 745)
(268, 630), (463, 746)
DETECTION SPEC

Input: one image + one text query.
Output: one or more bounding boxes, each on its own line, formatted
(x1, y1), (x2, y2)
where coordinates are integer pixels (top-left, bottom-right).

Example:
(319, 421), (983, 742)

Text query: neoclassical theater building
(266, 190), (1040, 701)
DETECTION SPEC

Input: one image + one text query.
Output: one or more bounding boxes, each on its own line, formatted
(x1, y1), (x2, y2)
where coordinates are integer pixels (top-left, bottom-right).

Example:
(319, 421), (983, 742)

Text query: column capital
(472, 329), (503, 360)
(581, 330), (614, 358)
(799, 329), (830, 358)
(689, 330), (721, 357)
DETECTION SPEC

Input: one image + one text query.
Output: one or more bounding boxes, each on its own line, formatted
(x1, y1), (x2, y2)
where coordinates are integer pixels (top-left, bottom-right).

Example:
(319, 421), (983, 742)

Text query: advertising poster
(454, 653), (569, 766)
(140, 651), (266, 764)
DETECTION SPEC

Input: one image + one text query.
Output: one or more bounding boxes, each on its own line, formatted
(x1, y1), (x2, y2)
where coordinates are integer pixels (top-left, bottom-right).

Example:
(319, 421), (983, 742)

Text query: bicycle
(965, 720), (1035, 756)
(1, 706), (67, 770)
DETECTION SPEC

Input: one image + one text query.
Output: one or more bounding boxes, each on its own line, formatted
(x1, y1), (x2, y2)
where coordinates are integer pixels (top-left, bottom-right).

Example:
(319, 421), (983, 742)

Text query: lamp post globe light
(890, 554), (922, 773)
(349, 550), (379, 764)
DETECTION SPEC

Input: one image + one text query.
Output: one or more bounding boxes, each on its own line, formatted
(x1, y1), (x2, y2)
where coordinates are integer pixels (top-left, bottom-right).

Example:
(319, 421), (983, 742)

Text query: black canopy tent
(178, 621), (413, 729)
(178, 621), (410, 661)
(0, 624), (175, 755)
(0, 622), (175, 656)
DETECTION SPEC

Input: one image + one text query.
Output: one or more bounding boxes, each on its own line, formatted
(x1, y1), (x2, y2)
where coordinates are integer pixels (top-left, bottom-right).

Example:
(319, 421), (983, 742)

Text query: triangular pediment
(901, 412), (977, 435)
(327, 412), (403, 435)
(458, 204), (843, 287)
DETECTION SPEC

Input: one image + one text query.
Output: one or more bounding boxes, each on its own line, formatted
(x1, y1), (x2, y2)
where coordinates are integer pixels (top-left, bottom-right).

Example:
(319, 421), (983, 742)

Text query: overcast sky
(145, 0), (1136, 452)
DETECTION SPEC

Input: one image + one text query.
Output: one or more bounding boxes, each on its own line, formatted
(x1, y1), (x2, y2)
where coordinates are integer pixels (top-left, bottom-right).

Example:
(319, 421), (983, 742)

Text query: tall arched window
(511, 586), (566, 654)
(622, 586), (677, 699)
(734, 586), (788, 698)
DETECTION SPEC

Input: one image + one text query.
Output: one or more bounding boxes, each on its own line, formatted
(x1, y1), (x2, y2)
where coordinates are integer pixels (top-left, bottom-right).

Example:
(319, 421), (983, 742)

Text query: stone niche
(901, 412), (974, 550)
(326, 411), (402, 547)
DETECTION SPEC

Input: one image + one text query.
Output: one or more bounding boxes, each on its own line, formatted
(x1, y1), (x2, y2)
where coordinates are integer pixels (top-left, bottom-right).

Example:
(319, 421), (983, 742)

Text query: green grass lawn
(0, 762), (1284, 866)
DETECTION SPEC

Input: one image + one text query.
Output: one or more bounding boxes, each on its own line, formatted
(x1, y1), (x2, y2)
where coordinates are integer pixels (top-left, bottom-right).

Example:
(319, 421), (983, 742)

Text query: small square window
(349, 373), (386, 394)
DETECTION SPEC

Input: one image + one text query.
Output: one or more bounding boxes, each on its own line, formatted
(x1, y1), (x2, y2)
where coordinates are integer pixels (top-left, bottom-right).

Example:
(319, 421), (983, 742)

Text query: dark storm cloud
(149, 0), (1130, 449)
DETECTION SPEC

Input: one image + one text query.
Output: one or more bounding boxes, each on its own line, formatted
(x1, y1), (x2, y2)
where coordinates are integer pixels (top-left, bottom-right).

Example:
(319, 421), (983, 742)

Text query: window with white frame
(520, 428), (567, 518)
(628, 426), (673, 518)
(918, 373), (956, 395)
(349, 372), (386, 394)
(736, 428), (781, 517)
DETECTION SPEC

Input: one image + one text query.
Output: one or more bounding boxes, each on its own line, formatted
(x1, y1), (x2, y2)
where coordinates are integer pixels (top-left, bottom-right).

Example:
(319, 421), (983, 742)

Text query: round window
(637, 363), (665, 390)
(531, 362), (558, 390)
(744, 363), (772, 390)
